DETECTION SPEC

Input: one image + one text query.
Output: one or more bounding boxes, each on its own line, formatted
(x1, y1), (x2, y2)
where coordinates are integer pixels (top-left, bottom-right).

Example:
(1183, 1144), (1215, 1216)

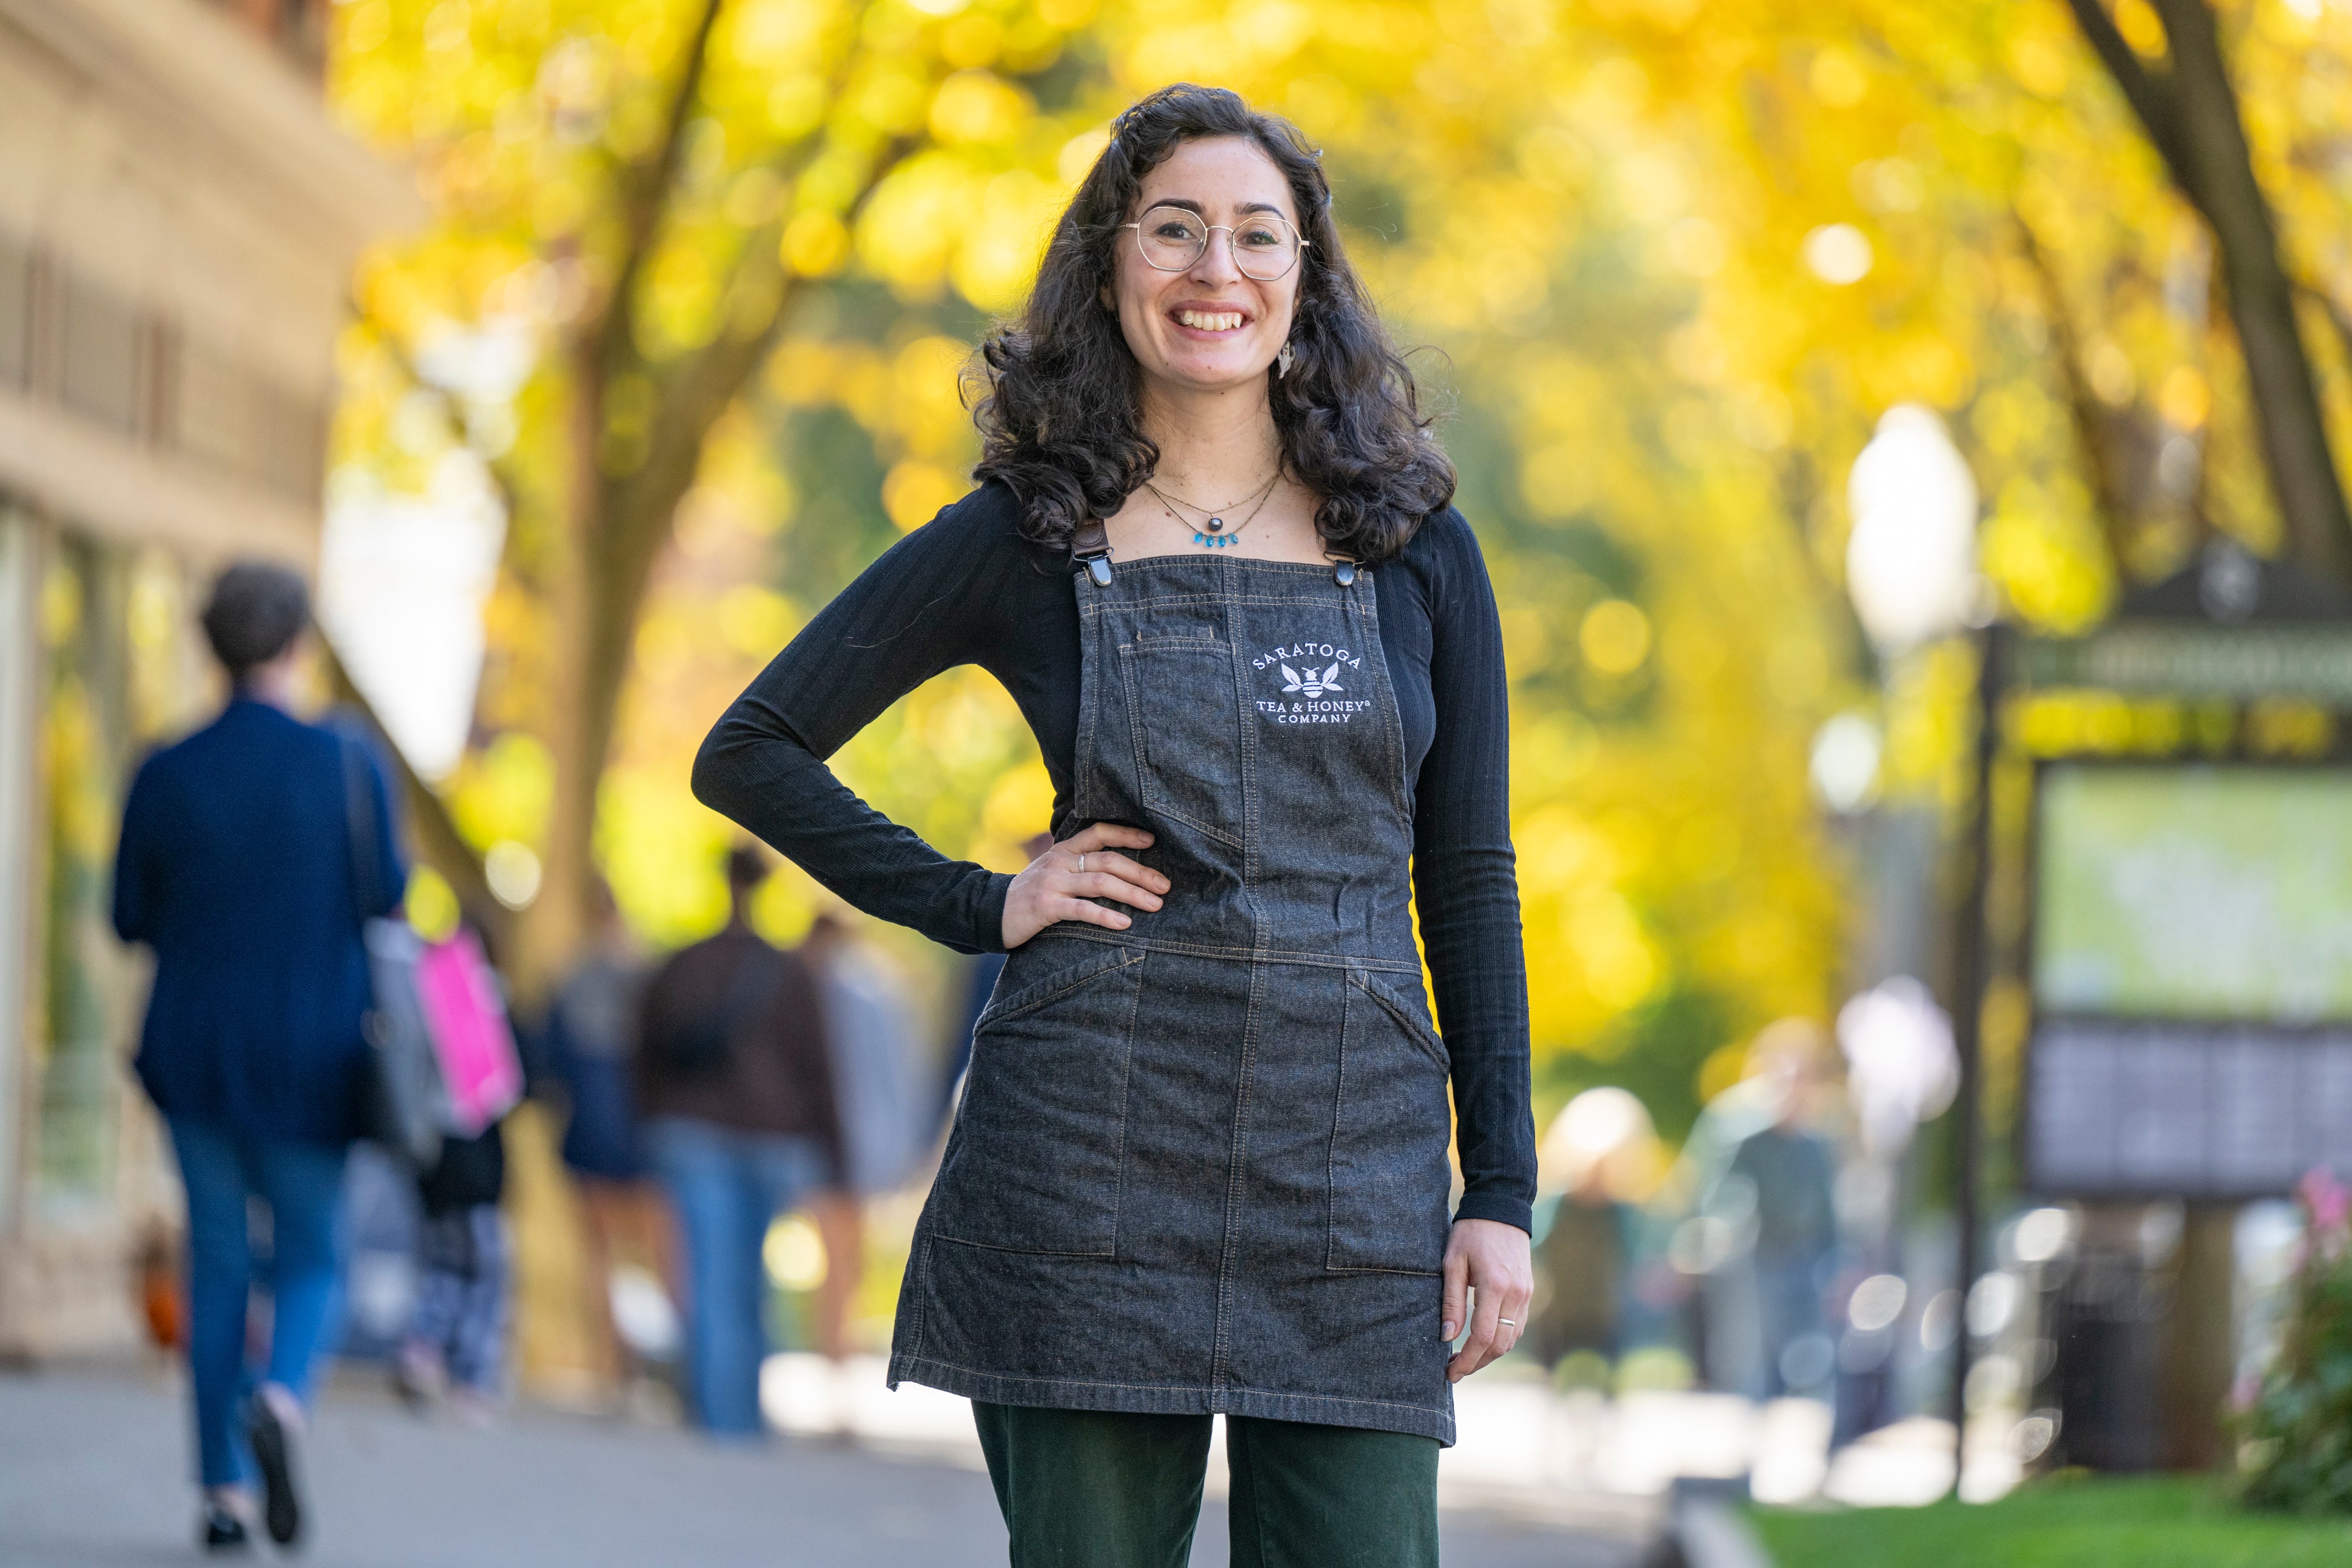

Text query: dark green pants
(972, 1402), (1441, 1568)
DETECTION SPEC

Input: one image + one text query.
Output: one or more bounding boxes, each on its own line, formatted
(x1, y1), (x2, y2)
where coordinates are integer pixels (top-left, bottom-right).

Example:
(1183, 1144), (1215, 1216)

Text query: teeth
(1176, 310), (1244, 331)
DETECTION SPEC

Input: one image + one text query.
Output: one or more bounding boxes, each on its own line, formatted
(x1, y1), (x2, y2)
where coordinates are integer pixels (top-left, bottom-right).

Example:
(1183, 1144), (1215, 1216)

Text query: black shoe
(201, 1503), (250, 1552)
(244, 1397), (303, 1547)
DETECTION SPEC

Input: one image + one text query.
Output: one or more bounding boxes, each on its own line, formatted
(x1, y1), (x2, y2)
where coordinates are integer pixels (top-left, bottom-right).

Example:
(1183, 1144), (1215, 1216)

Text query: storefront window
(36, 534), (132, 1209)
(33, 531), (203, 1214)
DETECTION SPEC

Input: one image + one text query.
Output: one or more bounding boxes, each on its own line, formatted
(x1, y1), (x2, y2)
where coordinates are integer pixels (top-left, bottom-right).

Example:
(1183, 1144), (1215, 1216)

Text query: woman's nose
(1186, 230), (1242, 284)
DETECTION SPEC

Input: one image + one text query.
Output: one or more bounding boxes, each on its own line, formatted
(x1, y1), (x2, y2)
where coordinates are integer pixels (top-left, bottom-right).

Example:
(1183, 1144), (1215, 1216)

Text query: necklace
(1146, 471), (1281, 549)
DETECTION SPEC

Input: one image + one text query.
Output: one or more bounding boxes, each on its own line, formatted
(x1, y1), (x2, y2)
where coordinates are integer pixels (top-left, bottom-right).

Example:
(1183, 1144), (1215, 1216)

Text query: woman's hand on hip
(1441, 1217), (1534, 1382)
(1000, 823), (1167, 948)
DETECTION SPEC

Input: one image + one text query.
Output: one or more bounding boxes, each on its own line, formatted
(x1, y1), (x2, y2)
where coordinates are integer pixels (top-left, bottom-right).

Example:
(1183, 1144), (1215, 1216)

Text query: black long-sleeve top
(693, 481), (1536, 1232)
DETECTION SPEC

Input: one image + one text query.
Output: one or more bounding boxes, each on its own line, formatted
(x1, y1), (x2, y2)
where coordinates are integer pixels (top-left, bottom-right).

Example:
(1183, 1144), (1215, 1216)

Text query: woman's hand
(1000, 823), (1167, 948)
(1440, 1217), (1534, 1382)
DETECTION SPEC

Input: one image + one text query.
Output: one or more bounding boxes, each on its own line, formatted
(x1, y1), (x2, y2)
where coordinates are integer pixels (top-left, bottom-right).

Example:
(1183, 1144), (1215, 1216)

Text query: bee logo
(1281, 662), (1344, 699)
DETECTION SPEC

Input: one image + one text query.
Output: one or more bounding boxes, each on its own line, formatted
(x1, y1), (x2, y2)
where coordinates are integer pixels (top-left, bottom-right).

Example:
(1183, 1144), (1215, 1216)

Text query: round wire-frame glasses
(1118, 205), (1308, 282)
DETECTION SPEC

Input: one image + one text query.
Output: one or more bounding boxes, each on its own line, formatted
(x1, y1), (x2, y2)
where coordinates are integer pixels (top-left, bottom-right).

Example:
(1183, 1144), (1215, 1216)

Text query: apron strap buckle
(1332, 559), (1359, 587)
(1073, 519), (1114, 586)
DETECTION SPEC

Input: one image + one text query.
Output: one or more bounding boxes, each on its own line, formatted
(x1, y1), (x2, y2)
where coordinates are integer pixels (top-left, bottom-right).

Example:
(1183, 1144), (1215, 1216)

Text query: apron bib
(888, 550), (1458, 1443)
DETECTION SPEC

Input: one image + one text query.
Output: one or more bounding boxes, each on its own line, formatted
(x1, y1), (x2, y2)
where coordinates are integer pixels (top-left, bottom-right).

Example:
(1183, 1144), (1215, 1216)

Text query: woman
(696, 83), (1534, 1564)
(113, 561), (404, 1552)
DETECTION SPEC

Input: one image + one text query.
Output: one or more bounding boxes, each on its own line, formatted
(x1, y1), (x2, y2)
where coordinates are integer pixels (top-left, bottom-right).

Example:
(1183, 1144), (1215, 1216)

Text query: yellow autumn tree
(330, 0), (1106, 991)
(330, 0), (2352, 1152)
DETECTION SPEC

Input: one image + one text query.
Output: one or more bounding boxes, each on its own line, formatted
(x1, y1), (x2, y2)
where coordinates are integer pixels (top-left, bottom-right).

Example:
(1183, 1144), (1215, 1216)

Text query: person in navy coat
(112, 561), (403, 1552)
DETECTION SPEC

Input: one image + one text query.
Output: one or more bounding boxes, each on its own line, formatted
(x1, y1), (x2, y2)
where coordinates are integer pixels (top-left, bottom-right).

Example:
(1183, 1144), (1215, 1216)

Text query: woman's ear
(1099, 284), (1117, 317)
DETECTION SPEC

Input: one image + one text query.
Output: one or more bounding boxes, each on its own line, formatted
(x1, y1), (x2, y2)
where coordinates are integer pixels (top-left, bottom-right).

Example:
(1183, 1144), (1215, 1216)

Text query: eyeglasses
(1118, 205), (1308, 282)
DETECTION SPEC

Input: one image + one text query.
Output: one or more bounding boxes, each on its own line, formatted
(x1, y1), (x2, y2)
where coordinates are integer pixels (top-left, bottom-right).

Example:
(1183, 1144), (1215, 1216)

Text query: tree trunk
(494, 22), (917, 1001)
(2068, 0), (2352, 581)
(512, 339), (611, 1002)
(2159, 1203), (2237, 1470)
(510, 256), (815, 999)
(2150, 0), (2352, 580)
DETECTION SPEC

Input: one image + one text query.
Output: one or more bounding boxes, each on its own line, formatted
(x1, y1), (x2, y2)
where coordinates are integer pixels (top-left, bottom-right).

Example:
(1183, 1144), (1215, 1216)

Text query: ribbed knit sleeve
(1405, 513), (1536, 1234)
(691, 492), (1027, 954)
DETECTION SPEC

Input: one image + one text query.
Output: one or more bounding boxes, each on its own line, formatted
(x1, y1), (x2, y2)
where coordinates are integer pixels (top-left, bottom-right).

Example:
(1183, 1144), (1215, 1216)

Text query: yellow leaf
(781, 210), (849, 276)
(929, 71), (1030, 145)
(2113, 0), (2168, 57)
(1580, 600), (1652, 674)
(2158, 365), (2210, 430)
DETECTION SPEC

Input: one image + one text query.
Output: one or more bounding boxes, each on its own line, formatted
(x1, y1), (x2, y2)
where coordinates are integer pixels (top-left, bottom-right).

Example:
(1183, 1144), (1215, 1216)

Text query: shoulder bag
(339, 731), (446, 1168)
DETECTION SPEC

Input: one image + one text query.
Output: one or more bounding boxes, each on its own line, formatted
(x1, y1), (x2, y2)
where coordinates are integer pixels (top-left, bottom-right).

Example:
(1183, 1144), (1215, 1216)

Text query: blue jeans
(167, 1118), (349, 1487)
(1755, 1253), (1831, 1400)
(407, 1205), (509, 1393)
(643, 1117), (827, 1436)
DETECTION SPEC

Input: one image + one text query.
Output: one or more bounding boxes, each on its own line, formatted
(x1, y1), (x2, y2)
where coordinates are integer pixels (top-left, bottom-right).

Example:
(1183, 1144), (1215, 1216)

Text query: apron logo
(1280, 661), (1343, 698)
(1252, 643), (1371, 725)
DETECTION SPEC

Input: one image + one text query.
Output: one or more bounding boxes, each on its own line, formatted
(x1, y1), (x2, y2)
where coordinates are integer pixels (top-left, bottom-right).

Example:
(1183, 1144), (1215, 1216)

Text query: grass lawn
(1750, 1476), (2352, 1567)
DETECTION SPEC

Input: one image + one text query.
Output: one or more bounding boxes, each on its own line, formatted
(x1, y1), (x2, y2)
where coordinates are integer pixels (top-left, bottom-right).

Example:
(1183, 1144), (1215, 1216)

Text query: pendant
(1194, 519), (1238, 549)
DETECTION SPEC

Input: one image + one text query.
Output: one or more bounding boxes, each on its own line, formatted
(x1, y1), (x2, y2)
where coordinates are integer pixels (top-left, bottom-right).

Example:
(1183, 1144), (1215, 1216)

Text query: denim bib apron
(887, 541), (1457, 1445)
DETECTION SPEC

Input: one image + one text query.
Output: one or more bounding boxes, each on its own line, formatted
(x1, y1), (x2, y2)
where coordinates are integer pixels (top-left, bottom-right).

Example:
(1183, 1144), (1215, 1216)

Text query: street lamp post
(1945, 626), (2000, 1497)
(1842, 403), (1986, 1496)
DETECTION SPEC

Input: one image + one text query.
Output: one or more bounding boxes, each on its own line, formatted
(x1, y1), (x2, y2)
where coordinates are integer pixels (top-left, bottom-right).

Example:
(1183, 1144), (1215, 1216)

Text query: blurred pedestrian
(112, 561), (403, 1552)
(799, 911), (926, 1373)
(636, 845), (840, 1437)
(538, 878), (671, 1394)
(397, 1119), (509, 1422)
(396, 915), (523, 1421)
(694, 86), (1534, 1564)
(1531, 1088), (1651, 1373)
(1703, 1021), (1842, 1402)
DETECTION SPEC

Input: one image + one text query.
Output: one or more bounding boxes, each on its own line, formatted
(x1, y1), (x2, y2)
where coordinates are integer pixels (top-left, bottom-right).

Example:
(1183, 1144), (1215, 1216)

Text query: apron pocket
(1327, 969), (1454, 1276)
(930, 945), (1144, 1256)
(1120, 637), (1245, 846)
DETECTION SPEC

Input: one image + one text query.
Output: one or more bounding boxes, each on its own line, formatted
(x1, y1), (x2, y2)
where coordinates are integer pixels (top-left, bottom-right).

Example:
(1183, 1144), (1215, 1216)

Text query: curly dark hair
(970, 83), (1454, 564)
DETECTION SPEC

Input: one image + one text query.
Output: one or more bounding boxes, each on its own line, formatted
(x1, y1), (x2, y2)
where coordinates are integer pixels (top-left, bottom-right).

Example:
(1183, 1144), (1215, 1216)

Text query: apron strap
(1065, 523), (1357, 587)
(1072, 519), (1113, 586)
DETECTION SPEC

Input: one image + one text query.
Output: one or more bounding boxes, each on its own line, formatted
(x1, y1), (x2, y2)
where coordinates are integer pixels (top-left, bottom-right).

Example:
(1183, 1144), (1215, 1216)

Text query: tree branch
(2293, 278), (2352, 381)
(348, 303), (527, 525)
(2014, 212), (2136, 576)
(608, 125), (922, 570)
(595, 0), (729, 376)
(318, 638), (513, 955)
(1770, 447), (1879, 684)
(2064, 0), (2196, 194)
(575, 128), (923, 808)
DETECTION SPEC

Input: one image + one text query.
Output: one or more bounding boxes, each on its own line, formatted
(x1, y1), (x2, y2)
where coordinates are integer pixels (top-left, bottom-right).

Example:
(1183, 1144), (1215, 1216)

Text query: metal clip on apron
(887, 520), (1459, 1443)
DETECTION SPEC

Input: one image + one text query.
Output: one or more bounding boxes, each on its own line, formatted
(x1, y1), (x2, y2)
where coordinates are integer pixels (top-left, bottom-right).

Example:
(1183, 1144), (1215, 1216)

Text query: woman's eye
(1152, 220), (1197, 240)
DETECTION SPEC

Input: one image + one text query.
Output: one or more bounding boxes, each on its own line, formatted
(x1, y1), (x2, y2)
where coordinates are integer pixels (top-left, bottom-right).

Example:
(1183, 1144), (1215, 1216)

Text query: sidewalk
(0, 1364), (1658, 1567)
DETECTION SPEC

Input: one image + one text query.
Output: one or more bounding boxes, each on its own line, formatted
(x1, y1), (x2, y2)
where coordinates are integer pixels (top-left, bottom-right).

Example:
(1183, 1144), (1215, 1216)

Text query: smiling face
(1110, 135), (1305, 400)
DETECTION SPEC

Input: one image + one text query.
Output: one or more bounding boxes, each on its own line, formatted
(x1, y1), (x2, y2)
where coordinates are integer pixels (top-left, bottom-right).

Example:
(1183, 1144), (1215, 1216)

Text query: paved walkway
(0, 1366), (1657, 1567)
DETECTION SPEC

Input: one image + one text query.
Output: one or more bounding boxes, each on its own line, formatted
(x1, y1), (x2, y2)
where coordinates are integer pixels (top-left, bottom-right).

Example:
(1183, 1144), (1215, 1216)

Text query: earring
(1277, 343), (1296, 378)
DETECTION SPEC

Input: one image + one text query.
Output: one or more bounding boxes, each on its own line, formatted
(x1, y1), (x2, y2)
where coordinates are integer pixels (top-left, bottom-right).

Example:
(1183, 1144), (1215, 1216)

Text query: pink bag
(413, 930), (524, 1138)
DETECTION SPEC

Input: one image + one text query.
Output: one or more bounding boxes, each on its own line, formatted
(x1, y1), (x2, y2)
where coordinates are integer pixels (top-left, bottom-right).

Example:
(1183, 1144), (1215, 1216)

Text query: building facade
(0, 0), (419, 1357)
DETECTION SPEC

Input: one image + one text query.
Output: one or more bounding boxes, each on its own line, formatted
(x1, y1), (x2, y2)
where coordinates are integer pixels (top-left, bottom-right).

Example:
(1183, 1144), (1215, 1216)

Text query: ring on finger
(1076, 852), (1086, 873)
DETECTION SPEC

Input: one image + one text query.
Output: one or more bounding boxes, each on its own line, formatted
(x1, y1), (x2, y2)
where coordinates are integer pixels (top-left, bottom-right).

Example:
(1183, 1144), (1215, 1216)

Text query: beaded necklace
(1145, 470), (1282, 549)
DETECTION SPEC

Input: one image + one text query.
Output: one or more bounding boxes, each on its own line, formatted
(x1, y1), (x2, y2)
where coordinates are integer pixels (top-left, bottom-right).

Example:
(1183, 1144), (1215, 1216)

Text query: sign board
(2027, 1019), (2352, 1197)
(2014, 625), (2352, 703)
(2026, 764), (2352, 1196)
